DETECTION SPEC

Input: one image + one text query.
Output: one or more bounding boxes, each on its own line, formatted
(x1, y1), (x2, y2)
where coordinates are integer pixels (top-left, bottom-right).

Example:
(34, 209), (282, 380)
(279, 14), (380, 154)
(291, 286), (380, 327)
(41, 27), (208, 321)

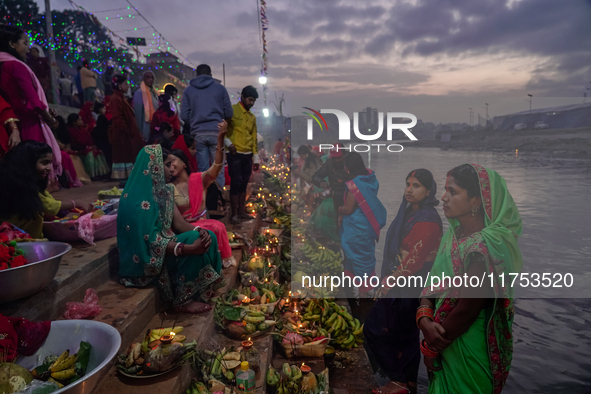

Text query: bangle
(178, 243), (185, 256)
(213, 161), (223, 167)
(416, 306), (434, 328)
(420, 340), (439, 358)
(193, 226), (201, 232)
(174, 242), (181, 257)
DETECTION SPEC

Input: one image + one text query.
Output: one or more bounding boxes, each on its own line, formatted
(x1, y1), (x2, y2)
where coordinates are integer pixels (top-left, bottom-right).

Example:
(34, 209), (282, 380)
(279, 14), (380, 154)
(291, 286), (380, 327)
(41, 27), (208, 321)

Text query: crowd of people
(294, 146), (523, 394)
(0, 22), (525, 394)
(0, 23), (267, 313)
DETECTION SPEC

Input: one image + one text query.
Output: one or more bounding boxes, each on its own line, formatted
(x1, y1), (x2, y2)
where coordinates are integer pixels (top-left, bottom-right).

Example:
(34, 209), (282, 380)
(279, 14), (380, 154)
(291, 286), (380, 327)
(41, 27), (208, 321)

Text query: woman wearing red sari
(171, 134), (197, 173)
(0, 94), (20, 156)
(150, 94), (180, 140)
(165, 121), (234, 267)
(108, 75), (144, 180)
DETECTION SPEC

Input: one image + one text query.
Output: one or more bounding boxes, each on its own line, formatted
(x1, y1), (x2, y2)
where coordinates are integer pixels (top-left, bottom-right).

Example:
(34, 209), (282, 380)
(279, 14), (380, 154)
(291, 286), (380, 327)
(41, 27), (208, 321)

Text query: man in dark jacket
(311, 144), (351, 227)
(181, 64), (233, 187)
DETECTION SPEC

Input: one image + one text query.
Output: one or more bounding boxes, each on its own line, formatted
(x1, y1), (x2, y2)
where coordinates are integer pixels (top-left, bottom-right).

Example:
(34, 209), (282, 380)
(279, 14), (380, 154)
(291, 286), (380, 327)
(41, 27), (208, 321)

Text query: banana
(52, 354), (78, 372)
(51, 367), (77, 380)
(325, 312), (338, 326)
(282, 362), (292, 378)
(290, 365), (302, 380)
(244, 315), (265, 324)
(266, 367), (279, 386)
(49, 350), (69, 372)
(353, 324), (364, 336)
(342, 334), (355, 346)
(247, 310), (265, 317)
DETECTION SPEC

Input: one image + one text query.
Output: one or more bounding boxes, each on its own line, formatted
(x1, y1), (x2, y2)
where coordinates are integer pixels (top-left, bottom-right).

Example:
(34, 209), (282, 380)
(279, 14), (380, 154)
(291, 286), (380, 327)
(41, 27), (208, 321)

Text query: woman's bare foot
(372, 381), (410, 394)
(174, 301), (212, 314)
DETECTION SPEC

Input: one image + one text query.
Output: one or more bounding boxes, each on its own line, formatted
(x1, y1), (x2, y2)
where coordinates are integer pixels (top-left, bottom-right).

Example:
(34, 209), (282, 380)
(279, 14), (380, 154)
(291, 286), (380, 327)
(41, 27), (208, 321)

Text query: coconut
(0, 363), (33, 394)
(247, 257), (264, 272)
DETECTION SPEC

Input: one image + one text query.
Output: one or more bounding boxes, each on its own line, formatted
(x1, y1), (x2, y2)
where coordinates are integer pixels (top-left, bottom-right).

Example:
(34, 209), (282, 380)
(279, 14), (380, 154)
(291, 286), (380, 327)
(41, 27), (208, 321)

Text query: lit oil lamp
(160, 331), (176, 344)
(300, 363), (311, 374)
(241, 337), (253, 350)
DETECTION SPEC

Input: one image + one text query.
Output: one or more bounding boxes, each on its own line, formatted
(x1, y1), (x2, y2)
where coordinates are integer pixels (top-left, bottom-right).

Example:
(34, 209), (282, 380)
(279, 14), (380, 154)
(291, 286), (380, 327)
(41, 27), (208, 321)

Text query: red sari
(150, 108), (181, 139)
(0, 95), (17, 157)
(185, 172), (232, 260)
(171, 136), (198, 173)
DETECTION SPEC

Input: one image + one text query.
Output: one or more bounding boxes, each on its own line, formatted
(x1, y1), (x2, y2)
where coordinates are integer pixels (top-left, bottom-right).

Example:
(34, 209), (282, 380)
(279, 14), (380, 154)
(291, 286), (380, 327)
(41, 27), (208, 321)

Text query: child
(0, 141), (86, 238)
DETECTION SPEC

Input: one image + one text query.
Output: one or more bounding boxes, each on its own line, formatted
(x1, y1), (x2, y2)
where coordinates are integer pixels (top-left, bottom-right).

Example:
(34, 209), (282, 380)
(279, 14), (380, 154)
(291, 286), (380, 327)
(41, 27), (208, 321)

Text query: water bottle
(235, 361), (256, 393)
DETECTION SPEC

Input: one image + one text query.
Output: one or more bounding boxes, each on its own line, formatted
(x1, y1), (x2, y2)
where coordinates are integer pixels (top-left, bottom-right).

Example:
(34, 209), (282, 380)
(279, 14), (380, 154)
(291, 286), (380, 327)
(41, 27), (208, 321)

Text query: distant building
(492, 103), (591, 131)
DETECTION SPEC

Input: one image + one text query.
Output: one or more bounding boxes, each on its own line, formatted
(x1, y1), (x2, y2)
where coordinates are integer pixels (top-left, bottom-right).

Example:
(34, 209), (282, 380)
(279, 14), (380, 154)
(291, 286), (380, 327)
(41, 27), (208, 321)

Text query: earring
(471, 207), (479, 217)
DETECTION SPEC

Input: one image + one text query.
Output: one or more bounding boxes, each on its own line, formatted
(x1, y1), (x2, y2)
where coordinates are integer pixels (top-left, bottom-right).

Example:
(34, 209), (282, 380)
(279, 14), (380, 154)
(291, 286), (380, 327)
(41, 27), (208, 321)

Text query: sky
(39, 0), (591, 123)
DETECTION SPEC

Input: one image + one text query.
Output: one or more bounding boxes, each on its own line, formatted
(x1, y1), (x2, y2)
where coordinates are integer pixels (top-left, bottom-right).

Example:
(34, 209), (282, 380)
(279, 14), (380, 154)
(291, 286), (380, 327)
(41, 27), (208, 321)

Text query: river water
(364, 147), (591, 393)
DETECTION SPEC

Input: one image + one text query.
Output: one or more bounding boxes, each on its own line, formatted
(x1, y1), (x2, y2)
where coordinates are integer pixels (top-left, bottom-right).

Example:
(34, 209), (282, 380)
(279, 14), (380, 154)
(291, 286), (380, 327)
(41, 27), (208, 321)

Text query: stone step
(0, 238), (118, 321)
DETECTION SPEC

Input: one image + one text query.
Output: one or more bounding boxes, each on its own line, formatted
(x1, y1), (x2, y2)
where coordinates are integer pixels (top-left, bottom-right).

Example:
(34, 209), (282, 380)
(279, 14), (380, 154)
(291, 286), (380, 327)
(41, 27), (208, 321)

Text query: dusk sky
(39, 0), (591, 123)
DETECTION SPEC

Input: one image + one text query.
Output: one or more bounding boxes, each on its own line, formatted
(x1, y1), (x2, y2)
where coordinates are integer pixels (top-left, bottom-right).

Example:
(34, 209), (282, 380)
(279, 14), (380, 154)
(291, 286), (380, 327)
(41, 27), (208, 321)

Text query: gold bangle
(213, 162), (223, 167)
(4, 118), (19, 125)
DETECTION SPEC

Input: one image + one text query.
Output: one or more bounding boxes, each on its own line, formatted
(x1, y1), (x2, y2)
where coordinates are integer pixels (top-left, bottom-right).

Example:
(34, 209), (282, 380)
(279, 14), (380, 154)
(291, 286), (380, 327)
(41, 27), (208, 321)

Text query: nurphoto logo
(303, 108), (419, 153)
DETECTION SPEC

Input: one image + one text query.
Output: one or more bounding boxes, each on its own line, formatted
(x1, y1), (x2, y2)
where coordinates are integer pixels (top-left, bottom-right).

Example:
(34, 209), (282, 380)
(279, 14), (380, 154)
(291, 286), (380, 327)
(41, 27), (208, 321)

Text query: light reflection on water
(367, 147), (591, 393)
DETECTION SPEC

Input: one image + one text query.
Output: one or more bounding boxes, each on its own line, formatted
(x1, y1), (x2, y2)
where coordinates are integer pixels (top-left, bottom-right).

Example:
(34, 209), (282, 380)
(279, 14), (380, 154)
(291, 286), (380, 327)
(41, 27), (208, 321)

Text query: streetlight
(259, 75), (267, 85)
(527, 94), (532, 114)
(262, 108), (269, 117)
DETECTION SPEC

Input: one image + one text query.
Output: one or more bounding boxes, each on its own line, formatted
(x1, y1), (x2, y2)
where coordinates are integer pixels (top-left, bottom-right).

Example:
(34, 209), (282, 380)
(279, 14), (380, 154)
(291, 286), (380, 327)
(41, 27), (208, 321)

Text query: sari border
(345, 176), (381, 239)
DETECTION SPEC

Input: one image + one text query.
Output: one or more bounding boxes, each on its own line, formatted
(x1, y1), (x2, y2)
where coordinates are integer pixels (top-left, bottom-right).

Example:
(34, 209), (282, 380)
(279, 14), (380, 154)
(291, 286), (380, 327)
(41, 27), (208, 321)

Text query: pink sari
(185, 172), (232, 260)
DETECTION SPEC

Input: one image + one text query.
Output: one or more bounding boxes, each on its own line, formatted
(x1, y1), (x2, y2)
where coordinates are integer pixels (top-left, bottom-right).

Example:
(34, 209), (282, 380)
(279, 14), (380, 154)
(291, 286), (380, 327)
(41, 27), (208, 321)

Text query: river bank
(410, 126), (591, 155)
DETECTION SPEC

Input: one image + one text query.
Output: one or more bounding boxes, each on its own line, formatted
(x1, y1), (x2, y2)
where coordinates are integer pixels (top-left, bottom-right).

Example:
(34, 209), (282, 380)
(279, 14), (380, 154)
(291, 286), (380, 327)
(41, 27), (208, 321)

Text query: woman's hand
(423, 355), (442, 372)
(186, 234), (211, 255)
(217, 120), (227, 136)
(7, 127), (20, 148)
(420, 319), (452, 352)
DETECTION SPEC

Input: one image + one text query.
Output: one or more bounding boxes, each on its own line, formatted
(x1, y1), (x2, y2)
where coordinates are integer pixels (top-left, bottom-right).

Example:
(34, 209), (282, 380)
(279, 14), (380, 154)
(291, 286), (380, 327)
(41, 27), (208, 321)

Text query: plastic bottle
(235, 361), (256, 393)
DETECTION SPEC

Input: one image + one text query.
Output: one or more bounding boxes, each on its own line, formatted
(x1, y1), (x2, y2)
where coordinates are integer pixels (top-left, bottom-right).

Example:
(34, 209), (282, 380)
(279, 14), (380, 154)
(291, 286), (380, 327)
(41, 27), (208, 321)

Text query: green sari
(308, 154), (339, 243)
(117, 145), (222, 307)
(421, 164), (523, 394)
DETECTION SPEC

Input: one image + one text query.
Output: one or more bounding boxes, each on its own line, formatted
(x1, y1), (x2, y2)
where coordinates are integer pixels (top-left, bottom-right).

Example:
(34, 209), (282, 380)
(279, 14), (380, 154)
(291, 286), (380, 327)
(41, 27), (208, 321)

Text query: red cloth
(7, 316), (51, 356)
(0, 95), (16, 156)
(69, 125), (95, 148)
(394, 221), (442, 276)
(79, 102), (96, 130)
(0, 222), (31, 243)
(0, 315), (18, 362)
(150, 109), (181, 139)
(108, 90), (144, 164)
(185, 173), (232, 259)
(171, 136), (198, 173)
(273, 141), (284, 155)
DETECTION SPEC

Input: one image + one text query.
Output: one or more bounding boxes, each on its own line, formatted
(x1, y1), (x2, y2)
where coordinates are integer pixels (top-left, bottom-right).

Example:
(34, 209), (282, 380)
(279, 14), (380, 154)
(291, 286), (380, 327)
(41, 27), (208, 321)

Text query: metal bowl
(0, 241), (71, 303)
(17, 320), (121, 394)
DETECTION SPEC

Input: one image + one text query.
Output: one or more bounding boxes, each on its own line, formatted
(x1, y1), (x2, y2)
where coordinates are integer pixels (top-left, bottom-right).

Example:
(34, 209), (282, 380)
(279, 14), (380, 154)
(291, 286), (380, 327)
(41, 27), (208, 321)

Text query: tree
(0, 0), (40, 29)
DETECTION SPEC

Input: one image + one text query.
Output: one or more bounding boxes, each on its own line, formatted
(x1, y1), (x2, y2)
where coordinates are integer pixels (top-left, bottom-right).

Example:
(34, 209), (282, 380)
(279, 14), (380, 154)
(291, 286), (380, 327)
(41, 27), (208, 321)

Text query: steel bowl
(0, 241), (71, 303)
(17, 320), (121, 394)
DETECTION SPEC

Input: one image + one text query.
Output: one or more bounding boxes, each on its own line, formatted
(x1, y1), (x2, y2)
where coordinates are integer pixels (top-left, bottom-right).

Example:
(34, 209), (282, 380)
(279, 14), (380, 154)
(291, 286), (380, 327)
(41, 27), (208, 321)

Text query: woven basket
(43, 214), (117, 243)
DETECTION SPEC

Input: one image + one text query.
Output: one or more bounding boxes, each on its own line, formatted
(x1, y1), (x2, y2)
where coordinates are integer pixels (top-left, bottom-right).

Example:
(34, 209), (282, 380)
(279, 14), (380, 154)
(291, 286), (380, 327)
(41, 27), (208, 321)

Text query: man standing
(225, 85), (259, 224)
(133, 71), (158, 142)
(103, 66), (114, 96)
(58, 72), (73, 107)
(181, 64), (232, 186)
(80, 60), (97, 103)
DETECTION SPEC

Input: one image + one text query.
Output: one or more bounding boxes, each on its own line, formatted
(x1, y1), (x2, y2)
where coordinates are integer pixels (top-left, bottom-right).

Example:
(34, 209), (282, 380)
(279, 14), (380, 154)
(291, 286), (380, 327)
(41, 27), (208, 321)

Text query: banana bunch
(186, 380), (208, 394)
(299, 243), (341, 272)
(148, 326), (186, 342)
(275, 376), (300, 394)
(48, 350), (78, 380)
(261, 288), (277, 304)
(244, 309), (266, 324)
(299, 299), (364, 349)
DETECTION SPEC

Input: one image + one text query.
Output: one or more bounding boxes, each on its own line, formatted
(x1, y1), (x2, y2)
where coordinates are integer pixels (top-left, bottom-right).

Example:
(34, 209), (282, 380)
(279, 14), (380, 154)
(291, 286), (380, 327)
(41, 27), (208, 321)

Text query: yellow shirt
(226, 103), (258, 159)
(3, 191), (61, 239)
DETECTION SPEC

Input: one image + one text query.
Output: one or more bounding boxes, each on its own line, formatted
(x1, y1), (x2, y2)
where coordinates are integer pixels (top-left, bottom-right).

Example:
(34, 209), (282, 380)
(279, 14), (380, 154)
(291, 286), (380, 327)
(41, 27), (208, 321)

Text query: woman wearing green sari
(418, 164), (523, 394)
(117, 144), (223, 314)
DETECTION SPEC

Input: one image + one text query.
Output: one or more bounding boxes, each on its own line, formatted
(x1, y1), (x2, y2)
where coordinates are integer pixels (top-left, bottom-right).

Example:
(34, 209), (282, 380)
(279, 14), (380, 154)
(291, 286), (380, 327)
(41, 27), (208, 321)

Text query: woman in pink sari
(0, 26), (63, 178)
(165, 121), (234, 267)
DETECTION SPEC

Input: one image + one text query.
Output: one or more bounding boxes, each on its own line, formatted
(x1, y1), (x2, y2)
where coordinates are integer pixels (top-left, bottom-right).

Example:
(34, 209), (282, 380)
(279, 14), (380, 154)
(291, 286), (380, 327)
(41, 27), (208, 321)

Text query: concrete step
(0, 238), (118, 321)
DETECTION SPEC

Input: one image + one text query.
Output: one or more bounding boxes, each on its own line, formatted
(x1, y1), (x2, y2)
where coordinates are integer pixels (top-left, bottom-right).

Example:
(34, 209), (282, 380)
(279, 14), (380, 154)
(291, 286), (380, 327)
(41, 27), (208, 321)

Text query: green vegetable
(257, 323), (268, 331)
(245, 323), (256, 334)
(224, 306), (243, 321)
(75, 341), (92, 376)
